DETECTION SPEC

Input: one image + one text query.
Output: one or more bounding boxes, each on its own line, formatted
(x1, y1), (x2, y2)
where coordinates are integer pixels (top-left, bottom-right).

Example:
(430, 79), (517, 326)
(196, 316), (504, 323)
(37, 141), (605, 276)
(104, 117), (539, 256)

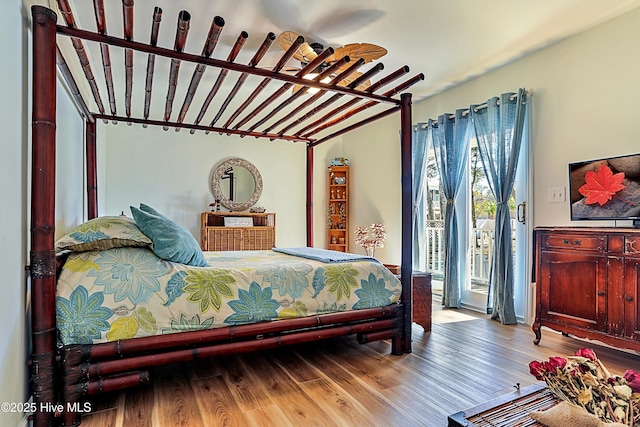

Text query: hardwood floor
(79, 305), (640, 426)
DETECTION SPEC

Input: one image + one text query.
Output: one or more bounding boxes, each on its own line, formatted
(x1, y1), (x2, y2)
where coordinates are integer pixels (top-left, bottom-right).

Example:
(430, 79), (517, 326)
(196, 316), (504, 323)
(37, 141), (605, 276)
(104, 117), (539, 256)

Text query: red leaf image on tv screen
(578, 164), (626, 206)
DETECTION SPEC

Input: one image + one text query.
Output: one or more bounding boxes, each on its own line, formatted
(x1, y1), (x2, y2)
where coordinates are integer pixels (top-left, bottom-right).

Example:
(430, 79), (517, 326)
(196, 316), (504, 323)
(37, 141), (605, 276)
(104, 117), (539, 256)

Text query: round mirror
(211, 158), (262, 211)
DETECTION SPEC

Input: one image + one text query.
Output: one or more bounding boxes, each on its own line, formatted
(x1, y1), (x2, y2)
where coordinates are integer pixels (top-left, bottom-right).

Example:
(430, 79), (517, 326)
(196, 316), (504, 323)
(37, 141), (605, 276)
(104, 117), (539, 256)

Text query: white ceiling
(27, 0), (640, 131)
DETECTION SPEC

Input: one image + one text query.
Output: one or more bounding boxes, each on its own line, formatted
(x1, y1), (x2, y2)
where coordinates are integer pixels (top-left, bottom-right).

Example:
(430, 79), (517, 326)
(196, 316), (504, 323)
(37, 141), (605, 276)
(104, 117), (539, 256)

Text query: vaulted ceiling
(25, 0), (640, 139)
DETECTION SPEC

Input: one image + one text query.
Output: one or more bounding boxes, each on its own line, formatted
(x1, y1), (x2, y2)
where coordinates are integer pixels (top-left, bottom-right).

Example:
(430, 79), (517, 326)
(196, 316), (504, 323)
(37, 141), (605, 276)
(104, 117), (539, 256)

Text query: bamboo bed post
(86, 120), (98, 218)
(306, 144), (314, 247)
(399, 92), (413, 354)
(33, 6), (424, 422)
(31, 6), (58, 426)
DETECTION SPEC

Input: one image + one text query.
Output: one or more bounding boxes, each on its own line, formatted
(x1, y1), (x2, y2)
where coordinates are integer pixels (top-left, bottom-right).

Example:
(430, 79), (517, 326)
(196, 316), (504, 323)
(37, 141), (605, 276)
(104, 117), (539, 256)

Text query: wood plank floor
(79, 305), (640, 426)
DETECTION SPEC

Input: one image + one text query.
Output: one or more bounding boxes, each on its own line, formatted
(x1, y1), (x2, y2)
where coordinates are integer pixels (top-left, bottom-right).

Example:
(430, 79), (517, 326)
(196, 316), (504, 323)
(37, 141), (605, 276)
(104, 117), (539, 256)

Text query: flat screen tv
(569, 152), (640, 226)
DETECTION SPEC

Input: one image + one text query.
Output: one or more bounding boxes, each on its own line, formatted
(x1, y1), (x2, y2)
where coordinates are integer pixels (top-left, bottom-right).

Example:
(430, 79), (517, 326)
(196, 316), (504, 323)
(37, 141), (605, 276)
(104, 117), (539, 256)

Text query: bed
(29, 3), (422, 426)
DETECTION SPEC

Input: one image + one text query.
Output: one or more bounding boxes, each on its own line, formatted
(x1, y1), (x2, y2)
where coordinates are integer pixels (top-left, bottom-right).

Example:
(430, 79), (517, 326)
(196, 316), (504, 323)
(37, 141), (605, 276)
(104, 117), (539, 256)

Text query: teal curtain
(412, 123), (430, 271)
(431, 110), (471, 308)
(471, 88), (528, 324)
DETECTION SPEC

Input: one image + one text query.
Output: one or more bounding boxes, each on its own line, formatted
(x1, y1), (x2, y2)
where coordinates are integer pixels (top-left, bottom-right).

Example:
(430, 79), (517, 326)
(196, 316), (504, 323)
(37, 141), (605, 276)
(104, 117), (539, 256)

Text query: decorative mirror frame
(211, 157), (263, 212)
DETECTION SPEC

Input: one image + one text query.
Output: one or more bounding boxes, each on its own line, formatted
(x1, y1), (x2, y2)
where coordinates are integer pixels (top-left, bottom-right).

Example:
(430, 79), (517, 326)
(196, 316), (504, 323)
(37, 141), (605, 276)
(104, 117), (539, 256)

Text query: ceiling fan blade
(277, 31), (318, 64)
(337, 72), (371, 91)
(328, 43), (387, 64)
(277, 31), (301, 51)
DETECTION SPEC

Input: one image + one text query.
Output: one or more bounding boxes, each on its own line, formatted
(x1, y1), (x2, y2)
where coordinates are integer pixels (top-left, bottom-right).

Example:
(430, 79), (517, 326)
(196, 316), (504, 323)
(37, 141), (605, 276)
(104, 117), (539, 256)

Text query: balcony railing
(425, 224), (515, 293)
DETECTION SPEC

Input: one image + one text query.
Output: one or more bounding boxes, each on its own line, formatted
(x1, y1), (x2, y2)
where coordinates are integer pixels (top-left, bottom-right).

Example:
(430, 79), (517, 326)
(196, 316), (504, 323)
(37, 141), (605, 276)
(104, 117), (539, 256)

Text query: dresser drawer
(625, 236), (640, 255)
(541, 233), (607, 252)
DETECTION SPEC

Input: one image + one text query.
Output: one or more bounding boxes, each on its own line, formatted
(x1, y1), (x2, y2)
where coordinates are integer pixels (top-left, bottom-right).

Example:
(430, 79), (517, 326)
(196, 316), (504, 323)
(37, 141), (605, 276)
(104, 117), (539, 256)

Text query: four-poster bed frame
(30, 3), (422, 425)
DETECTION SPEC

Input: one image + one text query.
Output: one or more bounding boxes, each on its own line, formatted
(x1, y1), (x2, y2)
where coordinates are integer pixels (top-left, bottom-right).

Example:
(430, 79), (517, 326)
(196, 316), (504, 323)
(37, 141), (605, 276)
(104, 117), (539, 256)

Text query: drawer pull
(597, 291), (605, 296)
(626, 296), (634, 302)
(562, 239), (582, 246)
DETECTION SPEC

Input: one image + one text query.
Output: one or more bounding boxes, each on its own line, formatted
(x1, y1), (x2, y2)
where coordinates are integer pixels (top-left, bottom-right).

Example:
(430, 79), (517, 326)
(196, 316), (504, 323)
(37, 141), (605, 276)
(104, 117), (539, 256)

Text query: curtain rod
(419, 89), (531, 128)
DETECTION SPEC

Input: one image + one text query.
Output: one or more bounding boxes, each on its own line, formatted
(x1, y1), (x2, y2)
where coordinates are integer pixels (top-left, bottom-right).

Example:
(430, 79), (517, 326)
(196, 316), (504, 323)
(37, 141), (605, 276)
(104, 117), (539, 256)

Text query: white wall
(342, 7), (640, 265)
(0, 2), (28, 425)
(9, 7), (639, 423)
(1, 3), (85, 426)
(102, 124), (308, 247)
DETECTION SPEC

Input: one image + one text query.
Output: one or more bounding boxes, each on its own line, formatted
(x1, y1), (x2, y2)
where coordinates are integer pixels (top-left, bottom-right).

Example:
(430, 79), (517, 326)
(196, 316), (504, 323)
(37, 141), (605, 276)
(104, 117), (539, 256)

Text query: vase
(366, 247), (375, 257)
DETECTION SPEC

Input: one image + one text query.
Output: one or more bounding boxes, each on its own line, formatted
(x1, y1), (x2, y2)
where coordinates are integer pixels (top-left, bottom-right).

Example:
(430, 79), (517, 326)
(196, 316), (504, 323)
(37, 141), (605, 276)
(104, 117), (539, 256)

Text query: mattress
(55, 247), (402, 345)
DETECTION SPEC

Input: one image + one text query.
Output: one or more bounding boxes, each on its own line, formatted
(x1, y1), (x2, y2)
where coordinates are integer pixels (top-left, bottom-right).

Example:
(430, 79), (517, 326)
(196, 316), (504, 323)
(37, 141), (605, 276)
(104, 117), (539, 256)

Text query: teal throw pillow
(130, 203), (208, 267)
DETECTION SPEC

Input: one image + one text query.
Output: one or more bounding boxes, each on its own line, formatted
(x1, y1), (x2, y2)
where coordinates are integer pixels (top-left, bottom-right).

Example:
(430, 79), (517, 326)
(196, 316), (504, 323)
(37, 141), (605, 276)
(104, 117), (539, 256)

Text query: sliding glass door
(424, 127), (531, 321)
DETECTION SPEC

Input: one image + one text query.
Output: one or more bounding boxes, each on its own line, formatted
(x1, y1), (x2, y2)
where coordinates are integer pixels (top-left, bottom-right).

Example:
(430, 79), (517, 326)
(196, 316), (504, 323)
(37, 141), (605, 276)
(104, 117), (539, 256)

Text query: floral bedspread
(55, 248), (402, 346)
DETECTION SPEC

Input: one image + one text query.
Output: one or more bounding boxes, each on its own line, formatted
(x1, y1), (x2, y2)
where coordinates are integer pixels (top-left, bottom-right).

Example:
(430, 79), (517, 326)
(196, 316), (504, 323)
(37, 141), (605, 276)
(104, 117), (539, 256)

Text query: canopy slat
(207, 32), (276, 130)
(177, 16), (225, 125)
(254, 56), (351, 134)
(142, 7), (162, 125)
(93, 0), (116, 117)
(232, 47), (335, 131)
(162, 10), (191, 129)
(54, 5), (420, 144)
(302, 73), (424, 138)
(192, 30), (248, 128)
(56, 0), (106, 116)
(271, 58), (366, 136)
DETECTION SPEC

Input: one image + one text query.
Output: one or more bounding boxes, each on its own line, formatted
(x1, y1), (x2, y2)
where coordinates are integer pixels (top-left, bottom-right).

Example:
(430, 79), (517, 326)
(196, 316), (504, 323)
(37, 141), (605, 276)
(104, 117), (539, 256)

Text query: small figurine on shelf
(331, 235), (337, 244)
(330, 157), (350, 166)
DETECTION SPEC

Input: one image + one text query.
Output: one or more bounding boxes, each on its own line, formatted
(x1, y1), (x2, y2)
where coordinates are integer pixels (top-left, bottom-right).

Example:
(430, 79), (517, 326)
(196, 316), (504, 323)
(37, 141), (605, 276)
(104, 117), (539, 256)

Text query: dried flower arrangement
(354, 223), (386, 257)
(529, 348), (640, 425)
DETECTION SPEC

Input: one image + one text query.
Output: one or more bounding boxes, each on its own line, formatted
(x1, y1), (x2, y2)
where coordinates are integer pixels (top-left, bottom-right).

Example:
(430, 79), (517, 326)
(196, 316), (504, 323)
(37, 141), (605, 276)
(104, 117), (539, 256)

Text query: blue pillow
(130, 204), (208, 267)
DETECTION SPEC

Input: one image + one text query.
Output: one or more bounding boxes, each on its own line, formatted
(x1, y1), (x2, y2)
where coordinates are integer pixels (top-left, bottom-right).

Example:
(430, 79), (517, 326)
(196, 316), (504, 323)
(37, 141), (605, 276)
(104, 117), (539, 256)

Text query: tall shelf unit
(327, 165), (349, 252)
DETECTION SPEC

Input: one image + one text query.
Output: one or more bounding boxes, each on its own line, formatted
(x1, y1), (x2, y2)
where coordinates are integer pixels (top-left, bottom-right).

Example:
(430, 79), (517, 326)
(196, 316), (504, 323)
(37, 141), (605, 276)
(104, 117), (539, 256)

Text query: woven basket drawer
(242, 228), (275, 250)
(207, 228), (243, 251)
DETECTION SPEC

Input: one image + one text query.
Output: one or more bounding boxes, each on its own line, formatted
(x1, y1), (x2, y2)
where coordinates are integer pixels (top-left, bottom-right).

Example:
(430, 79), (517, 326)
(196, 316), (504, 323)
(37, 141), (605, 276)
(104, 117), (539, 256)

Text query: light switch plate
(548, 187), (566, 203)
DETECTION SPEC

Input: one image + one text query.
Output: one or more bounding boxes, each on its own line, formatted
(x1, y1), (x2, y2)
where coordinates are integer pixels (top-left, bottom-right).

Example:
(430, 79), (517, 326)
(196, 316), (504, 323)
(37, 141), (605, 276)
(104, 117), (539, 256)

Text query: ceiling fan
(276, 30), (387, 91)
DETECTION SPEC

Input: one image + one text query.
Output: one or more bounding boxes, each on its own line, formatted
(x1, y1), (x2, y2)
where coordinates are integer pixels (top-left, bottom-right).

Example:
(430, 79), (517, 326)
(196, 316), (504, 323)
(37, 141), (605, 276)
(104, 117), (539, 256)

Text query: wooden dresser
(533, 226), (640, 352)
(201, 212), (276, 251)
